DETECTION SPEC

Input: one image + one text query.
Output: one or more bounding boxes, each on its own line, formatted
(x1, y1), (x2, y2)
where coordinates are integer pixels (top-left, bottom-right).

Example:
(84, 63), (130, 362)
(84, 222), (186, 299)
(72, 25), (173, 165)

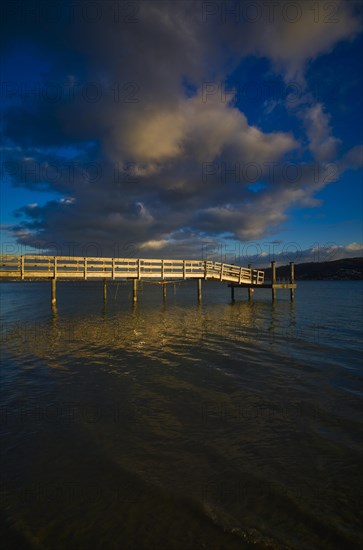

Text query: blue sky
(1, 0), (362, 265)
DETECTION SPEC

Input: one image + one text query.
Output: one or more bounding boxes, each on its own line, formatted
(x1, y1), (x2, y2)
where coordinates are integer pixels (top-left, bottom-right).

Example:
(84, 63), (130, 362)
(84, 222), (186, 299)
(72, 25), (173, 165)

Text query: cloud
(139, 239), (169, 251)
(197, 240), (363, 267)
(302, 103), (341, 161)
(339, 145), (363, 170)
(108, 91), (297, 166)
(268, 242), (363, 266)
(224, 0), (362, 81)
(1, 0), (362, 256)
(346, 242), (363, 251)
(115, 108), (186, 162)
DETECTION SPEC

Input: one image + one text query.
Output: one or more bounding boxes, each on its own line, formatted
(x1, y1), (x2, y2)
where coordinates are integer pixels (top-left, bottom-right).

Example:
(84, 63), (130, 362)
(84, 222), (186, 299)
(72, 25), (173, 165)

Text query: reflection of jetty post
(290, 262), (295, 302)
(133, 279), (138, 303)
(197, 278), (202, 302)
(163, 282), (167, 300)
(230, 284), (235, 302)
(103, 279), (107, 303)
(271, 261), (276, 302)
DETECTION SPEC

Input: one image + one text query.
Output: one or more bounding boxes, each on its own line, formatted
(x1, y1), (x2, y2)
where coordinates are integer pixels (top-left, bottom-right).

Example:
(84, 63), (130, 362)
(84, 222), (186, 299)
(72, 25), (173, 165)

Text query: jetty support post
(271, 261), (276, 302)
(290, 261), (295, 302)
(197, 278), (202, 302)
(231, 285), (235, 302)
(103, 278), (107, 303)
(133, 279), (138, 303)
(248, 264), (253, 300)
(162, 259), (166, 300)
(51, 277), (57, 307)
(51, 256), (57, 307)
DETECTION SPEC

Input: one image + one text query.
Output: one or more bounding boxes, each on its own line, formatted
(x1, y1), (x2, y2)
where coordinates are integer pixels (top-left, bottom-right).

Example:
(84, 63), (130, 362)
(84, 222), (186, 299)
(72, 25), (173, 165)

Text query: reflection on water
(1, 281), (362, 549)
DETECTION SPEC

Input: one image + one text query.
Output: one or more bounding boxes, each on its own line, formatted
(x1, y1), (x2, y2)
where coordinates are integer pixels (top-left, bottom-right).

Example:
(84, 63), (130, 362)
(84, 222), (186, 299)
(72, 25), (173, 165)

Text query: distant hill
(263, 257), (363, 281)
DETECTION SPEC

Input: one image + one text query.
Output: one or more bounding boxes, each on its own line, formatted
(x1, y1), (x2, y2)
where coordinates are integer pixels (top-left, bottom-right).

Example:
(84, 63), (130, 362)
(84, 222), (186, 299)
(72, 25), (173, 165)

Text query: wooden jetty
(228, 261), (296, 303)
(0, 255), (295, 306)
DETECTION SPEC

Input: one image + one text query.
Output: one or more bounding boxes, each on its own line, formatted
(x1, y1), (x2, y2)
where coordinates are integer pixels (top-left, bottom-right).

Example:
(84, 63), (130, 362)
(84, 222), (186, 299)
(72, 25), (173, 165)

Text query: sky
(1, 0), (362, 266)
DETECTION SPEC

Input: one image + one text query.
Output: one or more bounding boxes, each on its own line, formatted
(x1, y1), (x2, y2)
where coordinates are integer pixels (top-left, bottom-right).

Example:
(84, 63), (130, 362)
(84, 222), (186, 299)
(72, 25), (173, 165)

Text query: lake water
(1, 280), (362, 549)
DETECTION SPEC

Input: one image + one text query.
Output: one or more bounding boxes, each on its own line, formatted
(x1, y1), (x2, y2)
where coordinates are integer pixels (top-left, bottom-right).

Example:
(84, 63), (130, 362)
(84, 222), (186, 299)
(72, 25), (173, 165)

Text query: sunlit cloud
(1, 0), (362, 257)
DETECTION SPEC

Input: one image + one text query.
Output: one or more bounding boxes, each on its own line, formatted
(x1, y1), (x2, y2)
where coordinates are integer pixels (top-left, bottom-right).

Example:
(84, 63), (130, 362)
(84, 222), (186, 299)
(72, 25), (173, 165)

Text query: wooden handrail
(0, 255), (265, 285)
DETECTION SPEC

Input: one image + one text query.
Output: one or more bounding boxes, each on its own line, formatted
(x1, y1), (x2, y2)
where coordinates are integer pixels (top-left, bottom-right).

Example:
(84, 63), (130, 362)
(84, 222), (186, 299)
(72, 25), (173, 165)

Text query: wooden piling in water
(133, 279), (138, 303)
(197, 278), (202, 302)
(248, 264), (252, 300)
(163, 282), (167, 300)
(51, 278), (57, 306)
(290, 262), (295, 302)
(231, 285), (235, 302)
(103, 278), (107, 303)
(271, 261), (276, 302)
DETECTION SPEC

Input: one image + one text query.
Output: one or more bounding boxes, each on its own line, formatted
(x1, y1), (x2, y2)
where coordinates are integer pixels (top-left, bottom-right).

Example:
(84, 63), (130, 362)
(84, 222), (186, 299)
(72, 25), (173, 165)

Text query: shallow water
(1, 280), (362, 549)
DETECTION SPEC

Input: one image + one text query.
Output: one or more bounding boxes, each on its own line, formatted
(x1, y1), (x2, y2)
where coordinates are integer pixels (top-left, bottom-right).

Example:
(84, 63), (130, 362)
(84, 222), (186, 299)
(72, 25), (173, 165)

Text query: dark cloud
(1, 1), (362, 256)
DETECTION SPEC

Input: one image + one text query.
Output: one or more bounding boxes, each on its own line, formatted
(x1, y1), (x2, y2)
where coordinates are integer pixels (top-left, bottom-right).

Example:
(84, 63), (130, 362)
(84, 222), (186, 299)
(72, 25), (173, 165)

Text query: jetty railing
(0, 255), (265, 285)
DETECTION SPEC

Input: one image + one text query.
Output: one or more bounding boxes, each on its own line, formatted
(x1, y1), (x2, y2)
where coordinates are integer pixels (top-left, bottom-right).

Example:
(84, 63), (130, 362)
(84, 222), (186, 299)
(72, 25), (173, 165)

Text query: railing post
(239, 266), (242, 284)
(137, 259), (141, 280)
(54, 256), (57, 279)
(21, 255), (24, 280)
(84, 257), (87, 280)
(220, 263), (224, 281)
(112, 258), (115, 279)
(204, 260), (207, 280)
(161, 259), (164, 280)
(271, 261), (276, 301)
(183, 260), (186, 279)
(290, 261), (295, 302)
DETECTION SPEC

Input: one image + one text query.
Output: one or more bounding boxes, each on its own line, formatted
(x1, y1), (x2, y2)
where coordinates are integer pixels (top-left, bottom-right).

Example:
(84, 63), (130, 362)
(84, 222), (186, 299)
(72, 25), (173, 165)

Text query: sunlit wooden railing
(0, 255), (265, 285)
